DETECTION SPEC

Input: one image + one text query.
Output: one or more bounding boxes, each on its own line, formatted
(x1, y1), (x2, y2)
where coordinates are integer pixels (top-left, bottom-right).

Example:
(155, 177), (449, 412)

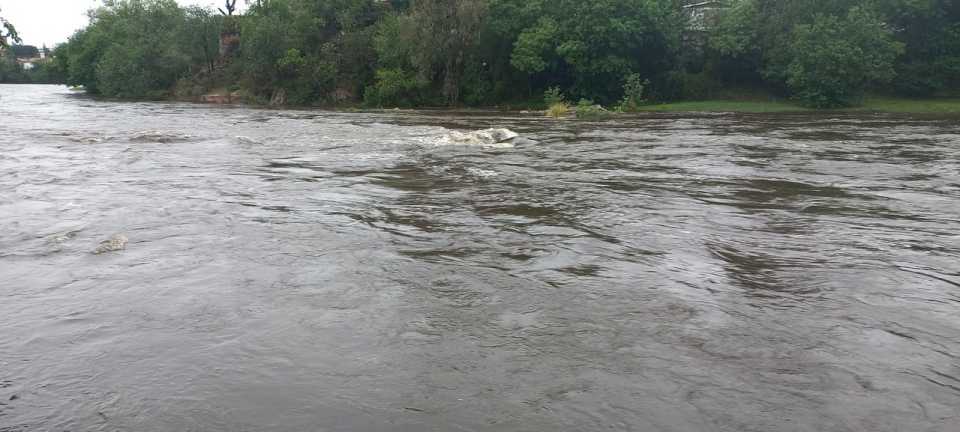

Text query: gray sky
(1, 0), (237, 47)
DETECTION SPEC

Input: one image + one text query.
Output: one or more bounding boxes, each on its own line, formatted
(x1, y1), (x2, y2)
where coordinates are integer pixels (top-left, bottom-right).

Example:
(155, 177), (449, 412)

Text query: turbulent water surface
(1, 84), (959, 431)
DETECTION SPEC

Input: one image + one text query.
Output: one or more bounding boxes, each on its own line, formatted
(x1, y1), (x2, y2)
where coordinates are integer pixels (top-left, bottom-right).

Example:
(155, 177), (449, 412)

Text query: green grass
(634, 100), (809, 113)
(633, 97), (960, 114)
(856, 97), (960, 113)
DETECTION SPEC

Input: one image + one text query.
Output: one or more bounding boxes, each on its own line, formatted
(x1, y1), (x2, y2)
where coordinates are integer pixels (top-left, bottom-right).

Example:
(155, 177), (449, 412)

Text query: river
(1, 84), (958, 431)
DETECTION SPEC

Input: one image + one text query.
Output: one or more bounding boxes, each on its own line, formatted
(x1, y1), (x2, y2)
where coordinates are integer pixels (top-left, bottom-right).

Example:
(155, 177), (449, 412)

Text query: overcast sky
(1, 0), (239, 47)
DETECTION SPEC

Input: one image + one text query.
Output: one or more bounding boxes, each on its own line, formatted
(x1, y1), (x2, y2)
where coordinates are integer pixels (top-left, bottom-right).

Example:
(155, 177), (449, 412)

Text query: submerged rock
(93, 234), (128, 255)
(434, 128), (528, 148)
(130, 131), (193, 143)
(234, 136), (261, 145)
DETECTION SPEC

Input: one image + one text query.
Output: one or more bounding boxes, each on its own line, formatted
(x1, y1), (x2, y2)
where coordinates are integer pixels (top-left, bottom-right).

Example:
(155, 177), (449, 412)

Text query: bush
(546, 102), (570, 118)
(544, 86), (565, 107)
(363, 68), (427, 107)
(615, 73), (648, 112)
(575, 99), (612, 119)
(678, 71), (718, 100)
(892, 62), (942, 97)
(645, 71), (683, 102)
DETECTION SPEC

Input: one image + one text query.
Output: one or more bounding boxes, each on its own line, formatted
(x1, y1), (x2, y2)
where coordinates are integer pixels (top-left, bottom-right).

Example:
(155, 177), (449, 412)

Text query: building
(681, 0), (729, 57)
(10, 44), (50, 71)
(683, 1), (728, 32)
(11, 44), (39, 60)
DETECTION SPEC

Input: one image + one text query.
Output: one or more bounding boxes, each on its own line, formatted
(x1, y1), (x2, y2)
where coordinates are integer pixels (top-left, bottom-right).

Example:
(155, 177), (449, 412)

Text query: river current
(1, 84), (958, 431)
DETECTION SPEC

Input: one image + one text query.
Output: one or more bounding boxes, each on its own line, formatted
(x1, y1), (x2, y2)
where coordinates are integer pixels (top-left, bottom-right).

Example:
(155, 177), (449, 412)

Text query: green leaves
(709, 0), (760, 58)
(503, 0), (681, 103)
(706, 0), (945, 107)
(55, 0), (207, 98)
(615, 73), (648, 112)
(277, 48), (306, 76)
(510, 18), (558, 73)
(0, 8), (21, 49)
(363, 67), (427, 107)
(786, 7), (903, 107)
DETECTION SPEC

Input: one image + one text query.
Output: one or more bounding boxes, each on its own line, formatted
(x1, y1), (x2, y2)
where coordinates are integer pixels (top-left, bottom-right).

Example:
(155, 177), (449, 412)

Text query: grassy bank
(633, 97), (960, 114)
(635, 100), (808, 113)
(856, 97), (960, 113)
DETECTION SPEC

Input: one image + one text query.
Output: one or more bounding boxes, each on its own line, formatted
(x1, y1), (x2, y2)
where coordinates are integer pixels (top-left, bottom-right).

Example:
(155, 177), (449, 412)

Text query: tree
(370, 0), (487, 105)
(709, 0), (760, 62)
(57, 0), (199, 98)
(1, 8), (21, 49)
(235, 0), (379, 104)
(220, 0), (238, 16)
(491, 0), (683, 103)
(785, 7), (904, 107)
(882, 0), (960, 96)
(180, 6), (221, 74)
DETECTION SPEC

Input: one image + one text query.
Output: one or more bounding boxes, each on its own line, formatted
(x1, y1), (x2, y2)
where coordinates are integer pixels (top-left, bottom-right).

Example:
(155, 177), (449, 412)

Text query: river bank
(186, 86), (960, 115)
(634, 97), (960, 114)
(23, 83), (959, 115)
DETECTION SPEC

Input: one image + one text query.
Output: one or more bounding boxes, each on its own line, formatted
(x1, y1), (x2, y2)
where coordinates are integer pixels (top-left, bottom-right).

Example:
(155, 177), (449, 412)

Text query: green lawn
(633, 97), (960, 114)
(634, 100), (809, 113)
(856, 97), (960, 113)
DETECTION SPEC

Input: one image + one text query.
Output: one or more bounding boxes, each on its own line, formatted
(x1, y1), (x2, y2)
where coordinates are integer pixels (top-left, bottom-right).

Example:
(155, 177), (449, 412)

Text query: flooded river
(1, 84), (958, 431)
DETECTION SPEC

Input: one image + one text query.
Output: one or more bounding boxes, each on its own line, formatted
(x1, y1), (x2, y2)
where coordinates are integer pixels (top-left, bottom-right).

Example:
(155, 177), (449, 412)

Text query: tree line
(27, 0), (960, 108)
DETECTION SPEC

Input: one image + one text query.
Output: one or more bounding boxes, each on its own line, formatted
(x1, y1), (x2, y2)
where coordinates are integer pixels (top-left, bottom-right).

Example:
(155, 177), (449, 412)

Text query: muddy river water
(1, 84), (958, 431)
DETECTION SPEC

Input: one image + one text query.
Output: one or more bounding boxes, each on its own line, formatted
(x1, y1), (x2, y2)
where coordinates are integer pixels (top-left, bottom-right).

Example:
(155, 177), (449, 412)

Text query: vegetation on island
(8, 0), (960, 112)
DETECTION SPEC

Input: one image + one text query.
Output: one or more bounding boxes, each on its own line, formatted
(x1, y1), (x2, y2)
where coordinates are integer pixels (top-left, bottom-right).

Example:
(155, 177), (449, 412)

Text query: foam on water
(432, 128), (520, 148)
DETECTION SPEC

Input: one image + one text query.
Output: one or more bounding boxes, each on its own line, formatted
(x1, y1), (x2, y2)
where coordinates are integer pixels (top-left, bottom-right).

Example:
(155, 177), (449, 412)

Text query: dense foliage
(52, 0), (218, 97)
(42, 0), (960, 108)
(708, 0), (960, 106)
(785, 8), (903, 107)
(0, 52), (64, 84)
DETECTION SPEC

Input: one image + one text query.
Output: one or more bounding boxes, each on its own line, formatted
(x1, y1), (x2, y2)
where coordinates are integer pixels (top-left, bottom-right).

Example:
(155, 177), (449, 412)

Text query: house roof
(683, 1), (726, 9)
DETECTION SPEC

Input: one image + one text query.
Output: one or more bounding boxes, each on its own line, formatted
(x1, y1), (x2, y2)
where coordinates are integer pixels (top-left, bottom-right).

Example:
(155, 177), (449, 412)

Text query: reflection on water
(1, 84), (959, 431)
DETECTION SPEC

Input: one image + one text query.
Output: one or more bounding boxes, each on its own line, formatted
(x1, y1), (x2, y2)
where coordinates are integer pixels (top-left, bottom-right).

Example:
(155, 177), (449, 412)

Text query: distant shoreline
(5, 83), (960, 115)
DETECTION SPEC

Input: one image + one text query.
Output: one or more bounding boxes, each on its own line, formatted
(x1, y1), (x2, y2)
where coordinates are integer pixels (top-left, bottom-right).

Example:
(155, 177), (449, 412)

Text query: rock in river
(93, 234), (128, 255)
(434, 128), (525, 148)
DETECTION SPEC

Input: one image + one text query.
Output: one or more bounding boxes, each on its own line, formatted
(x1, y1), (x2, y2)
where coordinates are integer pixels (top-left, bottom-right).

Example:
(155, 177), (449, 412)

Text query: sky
(1, 0), (238, 47)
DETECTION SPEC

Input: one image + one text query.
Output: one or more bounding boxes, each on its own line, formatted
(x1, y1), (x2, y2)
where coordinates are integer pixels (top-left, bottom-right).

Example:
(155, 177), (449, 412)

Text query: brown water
(1, 84), (958, 431)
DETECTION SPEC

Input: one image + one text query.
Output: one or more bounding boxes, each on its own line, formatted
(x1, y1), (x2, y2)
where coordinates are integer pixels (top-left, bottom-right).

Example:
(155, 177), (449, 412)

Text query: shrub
(615, 73), (648, 112)
(363, 68), (427, 107)
(678, 71), (717, 100)
(546, 102), (570, 118)
(543, 87), (570, 117)
(575, 99), (612, 119)
(544, 86), (565, 107)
